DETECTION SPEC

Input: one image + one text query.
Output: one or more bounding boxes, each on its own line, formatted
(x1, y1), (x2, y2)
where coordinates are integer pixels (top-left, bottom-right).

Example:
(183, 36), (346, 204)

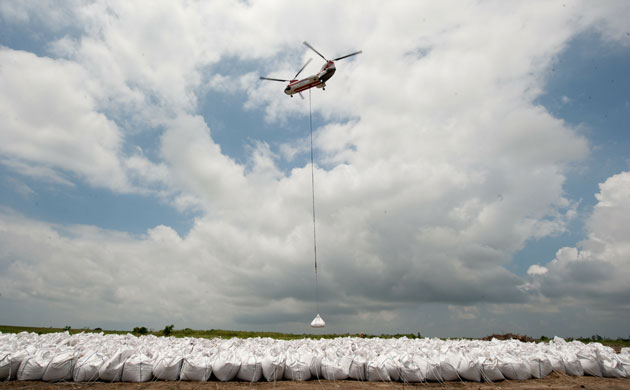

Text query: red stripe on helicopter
(293, 80), (322, 93)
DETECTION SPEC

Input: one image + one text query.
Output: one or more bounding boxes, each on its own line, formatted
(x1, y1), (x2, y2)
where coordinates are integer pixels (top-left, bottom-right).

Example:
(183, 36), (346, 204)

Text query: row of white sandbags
(1, 332), (629, 382)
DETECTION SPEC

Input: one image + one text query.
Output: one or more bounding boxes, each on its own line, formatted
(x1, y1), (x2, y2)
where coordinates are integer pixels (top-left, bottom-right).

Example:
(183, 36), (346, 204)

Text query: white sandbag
(309, 352), (323, 378)
(6, 331), (630, 384)
(528, 354), (553, 379)
(10, 350), (29, 380)
(498, 356), (531, 380)
(367, 355), (391, 381)
(548, 354), (566, 374)
(73, 351), (105, 382)
(237, 356), (262, 382)
(455, 353), (481, 382)
(0, 352), (10, 380)
(262, 354), (285, 381)
(577, 350), (602, 377)
(121, 353), (153, 382)
(385, 355), (400, 382)
(310, 314), (325, 328)
(398, 354), (427, 383)
(213, 352), (240, 381)
(564, 357), (585, 376)
(284, 352), (311, 381)
(180, 355), (212, 381)
(153, 355), (182, 381)
(601, 355), (627, 378)
(99, 349), (132, 382)
(348, 356), (367, 380)
(552, 336), (567, 344)
(8, 350), (29, 380)
(320, 354), (351, 381)
(439, 357), (460, 381)
(618, 354), (630, 377)
(0, 351), (21, 380)
(42, 350), (77, 381)
(480, 357), (504, 382)
(17, 352), (50, 381)
(424, 356), (444, 382)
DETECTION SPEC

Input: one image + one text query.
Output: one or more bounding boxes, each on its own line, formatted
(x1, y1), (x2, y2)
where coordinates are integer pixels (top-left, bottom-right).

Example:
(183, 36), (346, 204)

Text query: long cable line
(309, 88), (319, 314)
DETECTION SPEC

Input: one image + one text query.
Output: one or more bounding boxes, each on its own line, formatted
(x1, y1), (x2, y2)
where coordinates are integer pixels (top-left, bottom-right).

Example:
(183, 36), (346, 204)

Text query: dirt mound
(482, 333), (534, 343)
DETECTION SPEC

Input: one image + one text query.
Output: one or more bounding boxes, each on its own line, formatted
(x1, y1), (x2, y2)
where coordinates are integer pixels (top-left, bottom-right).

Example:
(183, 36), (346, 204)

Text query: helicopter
(259, 41), (362, 98)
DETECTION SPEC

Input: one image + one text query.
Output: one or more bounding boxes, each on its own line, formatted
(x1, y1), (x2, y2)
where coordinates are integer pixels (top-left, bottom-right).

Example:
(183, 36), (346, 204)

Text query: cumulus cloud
(529, 172), (630, 308)
(527, 264), (548, 276)
(0, 210), (230, 328)
(0, 1), (78, 30)
(0, 1), (628, 334)
(0, 48), (170, 194)
(0, 49), (129, 189)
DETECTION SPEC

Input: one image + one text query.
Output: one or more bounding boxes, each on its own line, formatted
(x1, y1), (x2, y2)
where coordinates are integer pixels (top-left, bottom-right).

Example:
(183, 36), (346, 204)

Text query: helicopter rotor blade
(303, 41), (328, 61)
(259, 77), (289, 82)
(333, 50), (363, 61)
(294, 58), (312, 79)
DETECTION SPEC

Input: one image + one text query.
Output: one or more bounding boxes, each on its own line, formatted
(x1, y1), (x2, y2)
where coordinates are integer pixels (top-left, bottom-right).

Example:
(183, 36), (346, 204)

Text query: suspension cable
(309, 88), (319, 314)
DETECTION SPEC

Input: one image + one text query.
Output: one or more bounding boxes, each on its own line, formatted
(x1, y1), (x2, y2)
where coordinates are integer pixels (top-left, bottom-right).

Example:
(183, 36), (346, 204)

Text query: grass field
(0, 324), (417, 340)
(1, 324), (629, 350)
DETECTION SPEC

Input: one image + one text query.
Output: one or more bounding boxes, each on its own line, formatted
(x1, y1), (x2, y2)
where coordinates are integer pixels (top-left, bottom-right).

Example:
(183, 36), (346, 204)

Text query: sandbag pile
(1, 332), (628, 383)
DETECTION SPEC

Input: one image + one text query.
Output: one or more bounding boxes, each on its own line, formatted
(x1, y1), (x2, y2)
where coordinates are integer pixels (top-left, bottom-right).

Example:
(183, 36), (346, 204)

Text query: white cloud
(527, 264), (548, 276)
(448, 305), (480, 321)
(0, 1), (629, 334)
(0, 1), (78, 29)
(279, 139), (309, 163)
(3, 177), (36, 198)
(0, 210), (229, 328)
(531, 172), (630, 309)
(579, 0), (630, 44)
(0, 49), (131, 191)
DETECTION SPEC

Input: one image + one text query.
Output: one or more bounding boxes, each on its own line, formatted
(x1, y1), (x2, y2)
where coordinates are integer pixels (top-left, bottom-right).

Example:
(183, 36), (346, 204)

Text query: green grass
(0, 324), (417, 340)
(570, 337), (630, 350)
(0, 325), (128, 336)
(171, 328), (420, 340)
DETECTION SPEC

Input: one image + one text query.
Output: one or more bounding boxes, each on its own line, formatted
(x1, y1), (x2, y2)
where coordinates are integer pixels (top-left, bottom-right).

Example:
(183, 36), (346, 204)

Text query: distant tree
(63, 326), (72, 331)
(162, 324), (175, 336)
(133, 326), (149, 335)
(94, 327), (102, 331)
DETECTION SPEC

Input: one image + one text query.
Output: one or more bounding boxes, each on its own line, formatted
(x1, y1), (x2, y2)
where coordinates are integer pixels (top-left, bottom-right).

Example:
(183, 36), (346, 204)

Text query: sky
(0, 1), (629, 338)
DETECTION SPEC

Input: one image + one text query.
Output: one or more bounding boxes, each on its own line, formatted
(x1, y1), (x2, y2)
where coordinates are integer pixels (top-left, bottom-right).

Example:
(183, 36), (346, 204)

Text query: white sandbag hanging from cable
(308, 88), (325, 328)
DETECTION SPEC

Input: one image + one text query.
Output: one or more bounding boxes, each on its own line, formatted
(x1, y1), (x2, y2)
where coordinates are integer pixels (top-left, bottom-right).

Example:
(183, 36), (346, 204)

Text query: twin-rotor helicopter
(260, 41), (362, 98)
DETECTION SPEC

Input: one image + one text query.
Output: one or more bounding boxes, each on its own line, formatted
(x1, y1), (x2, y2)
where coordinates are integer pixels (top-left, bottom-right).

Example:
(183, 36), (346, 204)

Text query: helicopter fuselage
(260, 42), (361, 97)
(284, 61), (336, 96)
